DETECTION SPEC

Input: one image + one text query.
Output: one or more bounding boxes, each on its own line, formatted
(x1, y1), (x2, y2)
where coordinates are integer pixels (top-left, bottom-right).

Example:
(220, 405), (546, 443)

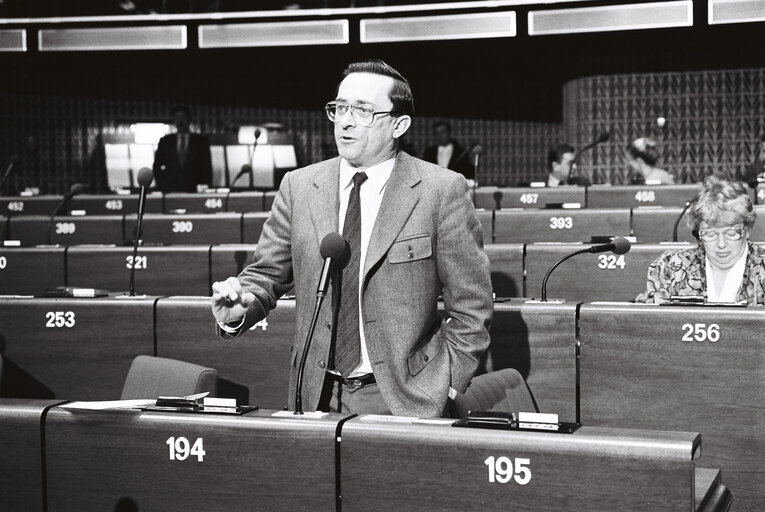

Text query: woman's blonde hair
(688, 176), (756, 230)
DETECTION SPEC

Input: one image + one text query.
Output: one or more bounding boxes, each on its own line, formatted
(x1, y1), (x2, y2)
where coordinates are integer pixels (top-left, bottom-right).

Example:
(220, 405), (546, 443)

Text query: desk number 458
(166, 436), (205, 462)
(484, 456), (531, 485)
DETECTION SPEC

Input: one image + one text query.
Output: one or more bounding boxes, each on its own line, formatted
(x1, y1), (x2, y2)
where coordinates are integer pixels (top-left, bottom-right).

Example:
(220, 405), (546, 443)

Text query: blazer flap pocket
(407, 336), (443, 376)
(388, 234), (432, 264)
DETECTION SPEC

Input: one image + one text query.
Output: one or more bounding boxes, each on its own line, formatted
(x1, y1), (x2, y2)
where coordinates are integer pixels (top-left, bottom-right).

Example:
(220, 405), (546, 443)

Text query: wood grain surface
(579, 303), (765, 509)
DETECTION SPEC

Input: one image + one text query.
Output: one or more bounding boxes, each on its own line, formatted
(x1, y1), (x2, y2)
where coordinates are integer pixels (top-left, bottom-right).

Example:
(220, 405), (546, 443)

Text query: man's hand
(211, 277), (256, 325)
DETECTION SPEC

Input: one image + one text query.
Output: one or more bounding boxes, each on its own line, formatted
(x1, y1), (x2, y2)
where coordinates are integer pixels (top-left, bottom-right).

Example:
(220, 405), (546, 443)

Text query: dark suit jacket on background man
(153, 132), (213, 192)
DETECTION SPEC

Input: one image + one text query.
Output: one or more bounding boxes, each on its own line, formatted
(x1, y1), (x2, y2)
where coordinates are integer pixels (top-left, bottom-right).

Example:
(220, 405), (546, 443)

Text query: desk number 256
(484, 456), (531, 485)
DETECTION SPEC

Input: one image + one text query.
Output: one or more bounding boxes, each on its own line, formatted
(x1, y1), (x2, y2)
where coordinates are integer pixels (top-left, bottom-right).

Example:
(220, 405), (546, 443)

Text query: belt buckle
(344, 377), (364, 390)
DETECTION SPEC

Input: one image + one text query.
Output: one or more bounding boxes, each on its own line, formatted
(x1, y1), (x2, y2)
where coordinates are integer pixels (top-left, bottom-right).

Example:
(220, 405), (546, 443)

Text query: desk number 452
(484, 456), (531, 484)
(166, 437), (205, 462)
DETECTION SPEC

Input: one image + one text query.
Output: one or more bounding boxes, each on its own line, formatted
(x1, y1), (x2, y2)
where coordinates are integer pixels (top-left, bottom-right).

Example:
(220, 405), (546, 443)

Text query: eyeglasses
(325, 101), (393, 127)
(697, 225), (745, 242)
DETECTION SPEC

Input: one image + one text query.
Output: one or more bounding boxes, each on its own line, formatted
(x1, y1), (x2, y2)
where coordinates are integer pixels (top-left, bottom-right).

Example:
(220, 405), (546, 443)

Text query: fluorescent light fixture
(131, 123), (170, 145)
(39, 26), (187, 51)
(361, 11), (516, 43)
(528, 1), (693, 35)
(0, 29), (26, 52)
(199, 20), (349, 48)
(709, 0), (765, 24)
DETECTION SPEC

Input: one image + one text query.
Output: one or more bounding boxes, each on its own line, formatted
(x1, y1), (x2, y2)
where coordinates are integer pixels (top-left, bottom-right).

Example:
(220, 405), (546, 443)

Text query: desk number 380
(484, 456), (531, 485)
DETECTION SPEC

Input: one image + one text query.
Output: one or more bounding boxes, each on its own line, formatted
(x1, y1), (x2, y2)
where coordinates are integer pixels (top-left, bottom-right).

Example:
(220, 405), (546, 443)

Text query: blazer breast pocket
(388, 234), (432, 264)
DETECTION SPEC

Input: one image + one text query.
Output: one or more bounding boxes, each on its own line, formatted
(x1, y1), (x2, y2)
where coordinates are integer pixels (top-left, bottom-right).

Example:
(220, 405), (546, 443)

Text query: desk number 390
(166, 436), (205, 462)
(484, 456), (531, 485)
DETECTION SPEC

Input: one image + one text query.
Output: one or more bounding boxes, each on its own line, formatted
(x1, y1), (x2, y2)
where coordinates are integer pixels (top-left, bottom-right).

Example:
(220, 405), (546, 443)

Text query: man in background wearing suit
(423, 121), (475, 181)
(211, 60), (492, 417)
(153, 105), (213, 192)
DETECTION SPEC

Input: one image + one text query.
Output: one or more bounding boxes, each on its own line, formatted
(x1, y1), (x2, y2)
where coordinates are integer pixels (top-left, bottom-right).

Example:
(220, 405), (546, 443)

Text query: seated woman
(636, 176), (765, 304)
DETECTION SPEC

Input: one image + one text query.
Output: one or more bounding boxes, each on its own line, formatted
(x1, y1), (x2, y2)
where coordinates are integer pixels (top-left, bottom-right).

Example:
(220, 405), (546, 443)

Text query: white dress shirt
(705, 245), (748, 302)
(338, 157), (396, 377)
(437, 144), (453, 169)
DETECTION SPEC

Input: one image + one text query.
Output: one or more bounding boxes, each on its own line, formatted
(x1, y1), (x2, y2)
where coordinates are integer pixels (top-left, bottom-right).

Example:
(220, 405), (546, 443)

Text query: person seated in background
(626, 137), (675, 185)
(736, 136), (765, 187)
(546, 143), (575, 186)
(423, 121), (474, 181)
(153, 105), (213, 193)
(635, 176), (765, 304)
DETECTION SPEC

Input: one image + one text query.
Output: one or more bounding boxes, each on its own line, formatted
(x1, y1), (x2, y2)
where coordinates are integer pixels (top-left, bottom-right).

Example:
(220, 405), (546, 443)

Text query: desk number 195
(484, 456), (532, 485)
(166, 436), (205, 462)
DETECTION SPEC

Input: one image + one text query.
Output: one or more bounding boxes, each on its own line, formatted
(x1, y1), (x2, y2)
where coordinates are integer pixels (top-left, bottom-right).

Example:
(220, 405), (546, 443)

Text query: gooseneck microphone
(541, 237), (631, 301)
(568, 132), (610, 182)
(295, 232), (346, 415)
(0, 156), (18, 194)
(128, 167), (154, 296)
(491, 190), (503, 243)
(230, 164), (252, 188)
(672, 200), (694, 242)
(46, 183), (84, 245)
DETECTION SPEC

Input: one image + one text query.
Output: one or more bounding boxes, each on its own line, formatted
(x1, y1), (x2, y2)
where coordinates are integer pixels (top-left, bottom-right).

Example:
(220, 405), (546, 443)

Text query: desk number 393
(484, 456), (531, 484)
(166, 437), (205, 462)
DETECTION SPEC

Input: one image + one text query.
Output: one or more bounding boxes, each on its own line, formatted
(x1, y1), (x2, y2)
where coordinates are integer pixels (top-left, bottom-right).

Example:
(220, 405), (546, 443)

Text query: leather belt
(329, 372), (376, 390)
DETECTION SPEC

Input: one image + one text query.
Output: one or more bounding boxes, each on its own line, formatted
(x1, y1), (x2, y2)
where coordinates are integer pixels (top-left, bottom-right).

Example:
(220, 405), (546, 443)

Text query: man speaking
(211, 60), (492, 417)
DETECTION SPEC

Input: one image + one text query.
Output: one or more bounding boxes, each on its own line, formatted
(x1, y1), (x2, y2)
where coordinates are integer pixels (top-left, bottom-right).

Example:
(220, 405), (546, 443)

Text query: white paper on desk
(59, 399), (155, 410)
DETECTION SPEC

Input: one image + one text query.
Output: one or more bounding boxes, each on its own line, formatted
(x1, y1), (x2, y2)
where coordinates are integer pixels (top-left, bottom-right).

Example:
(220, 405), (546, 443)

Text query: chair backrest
(453, 368), (538, 418)
(121, 355), (218, 400)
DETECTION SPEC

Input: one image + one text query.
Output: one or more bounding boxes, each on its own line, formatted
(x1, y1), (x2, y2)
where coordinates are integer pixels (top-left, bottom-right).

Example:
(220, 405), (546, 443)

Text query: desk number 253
(484, 456), (531, 484)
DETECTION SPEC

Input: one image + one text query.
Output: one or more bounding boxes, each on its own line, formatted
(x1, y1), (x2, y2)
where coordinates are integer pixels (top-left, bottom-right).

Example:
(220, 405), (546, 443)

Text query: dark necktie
(334, 171), (368, 377)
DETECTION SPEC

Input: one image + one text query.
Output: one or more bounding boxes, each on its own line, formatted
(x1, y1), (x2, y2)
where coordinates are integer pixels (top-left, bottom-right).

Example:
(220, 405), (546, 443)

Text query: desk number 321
(484, 456), (531, 484)
(166, 437), (205, 462)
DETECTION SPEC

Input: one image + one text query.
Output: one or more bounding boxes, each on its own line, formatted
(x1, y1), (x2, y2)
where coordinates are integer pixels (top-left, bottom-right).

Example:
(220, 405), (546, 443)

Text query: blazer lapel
(363, 153), (421, 278)
(308, 159), (341, 250)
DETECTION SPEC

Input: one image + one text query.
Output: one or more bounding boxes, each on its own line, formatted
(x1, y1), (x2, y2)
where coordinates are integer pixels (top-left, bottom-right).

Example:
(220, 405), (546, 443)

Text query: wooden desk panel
(242, 212), (270, 244)
(587, 184), (699, 208)
(485, 301), (577, 422)
(7, 215), (125, 246)
(579, 303), (765, 509)
(209, 244), (259, 286)
(126, 213), (242, 245)
(70, 193), (163, 215)
(67, 245), (210, 296)
(0, 195), (61, 216)
(164, 192), (228, 214)
(227, 191), (267, 212)
(483, 243), (524, 298)
(0, 399), (65, 512)
(524, 242), (691, 302)
(0, 246), (66, 295)
(482, 208), (631, 243)
(341, 419), (710, 511)
(45, 408), (347, 512)
(0, 297), (155, 400)
(631, 206), (696, 243)
(155, 297), (295, 409)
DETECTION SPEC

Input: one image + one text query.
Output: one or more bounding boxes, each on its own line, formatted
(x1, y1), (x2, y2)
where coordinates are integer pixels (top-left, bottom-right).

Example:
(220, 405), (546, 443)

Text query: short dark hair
(341, 59), (414, 117)
(433, 121), (451, 133)
(627, 137), (660, 167)
(547, 143), (575, 171)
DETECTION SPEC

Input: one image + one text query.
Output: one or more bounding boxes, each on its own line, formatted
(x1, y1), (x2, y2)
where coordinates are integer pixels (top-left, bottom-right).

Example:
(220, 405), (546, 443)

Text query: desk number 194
(166, 436), (205, 462)
(484, 456), (532, 485)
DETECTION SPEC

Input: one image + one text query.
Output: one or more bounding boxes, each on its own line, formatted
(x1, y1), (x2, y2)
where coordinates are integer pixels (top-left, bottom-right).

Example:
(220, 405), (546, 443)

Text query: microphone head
(253, 129), (261, 139)
(136, 167), (154, 187)
(597, 132), (610, 143)
(320, 232), (346, 260)
(471, 145), (484, 156)
(611, 237), (631, 255)
(241, 164), (252, 173)
(492, 190), (503, 201)
(70, 183), (85, 195)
